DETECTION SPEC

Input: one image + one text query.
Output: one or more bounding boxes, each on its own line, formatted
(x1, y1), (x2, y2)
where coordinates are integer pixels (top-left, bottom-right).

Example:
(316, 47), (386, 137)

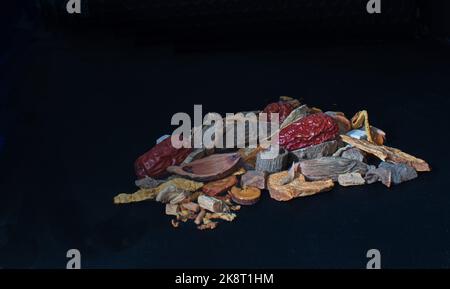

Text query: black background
(1, 1), (450, 269)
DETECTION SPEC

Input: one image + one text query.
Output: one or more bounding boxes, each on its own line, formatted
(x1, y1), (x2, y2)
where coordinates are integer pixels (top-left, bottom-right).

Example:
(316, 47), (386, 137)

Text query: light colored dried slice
(194, 208), (206, 225)
(229, 186), (261, 205)
(233, 167), (247, 176)
(205, 212), (237, 222)
(338, 173), (366, 187)
(113, 178), (203, 204)
(197, 221), (218, 230)
(165, 203), (179, 216)
(198, 195), (230, 213)
(340, 135), (430, 172)
(181, 202), (200, 213)
(267, 171), (334, 201)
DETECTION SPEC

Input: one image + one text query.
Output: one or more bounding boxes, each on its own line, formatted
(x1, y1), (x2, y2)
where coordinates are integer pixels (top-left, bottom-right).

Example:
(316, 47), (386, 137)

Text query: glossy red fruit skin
(135, 136), (192, 179)
(279, 113), (339, 151)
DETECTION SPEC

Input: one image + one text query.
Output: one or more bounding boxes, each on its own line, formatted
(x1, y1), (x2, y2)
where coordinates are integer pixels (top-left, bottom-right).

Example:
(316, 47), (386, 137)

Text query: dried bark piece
(202, 175), (238, 196)
(229, 186), (261, 205)
(165, 203), (179, 216)
(333, 145), (352, 157)
(267, 171), (334, 201)
(231, 205), (241, 211)
(113, 178), (203, 204)
(340, 135), (431, 172)
(156, 185), (189, 204)
(341, 147), (366, 162)
(338, 173), (366, 187)
(299, 157), (369, 181)
(256, 148), (288, 173)
(379, 162), (418, 185)
(194, 208), (206, 225)
(181, 202), (200, 213)
(365, 166), (392, 187)
(167, 153), (241, 181)
(240, 170), (266, 189)
(198, 195), (230, 213)
(134, 177), (165, 189)
(290, 140), (338, 161)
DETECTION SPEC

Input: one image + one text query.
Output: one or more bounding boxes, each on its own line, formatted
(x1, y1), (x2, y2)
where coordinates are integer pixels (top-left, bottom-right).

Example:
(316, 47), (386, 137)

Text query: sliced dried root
(229, 186), (261, 205)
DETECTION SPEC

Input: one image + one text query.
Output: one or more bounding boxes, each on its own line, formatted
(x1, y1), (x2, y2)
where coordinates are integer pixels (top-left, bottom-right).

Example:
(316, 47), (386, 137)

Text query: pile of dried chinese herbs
(114, 97), (431, 230)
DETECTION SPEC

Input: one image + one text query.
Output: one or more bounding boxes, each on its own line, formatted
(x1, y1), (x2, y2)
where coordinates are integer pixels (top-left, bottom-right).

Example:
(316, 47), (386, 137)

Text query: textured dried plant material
(229, 186), (261, 206)
(341, 147), (366, 162)
(325, 111), (352, 134)
(198, 195), (230, 213)
(268, 171), (334, 201)
(167, 153), (241, 182)
(202, 175), (238, 197)
(205, 212), (237, 222)
(340, 135), (431, 172)
(379, 162), (418, 185)
(290, 140), (338, 161)
(194, 208), (206, 225)
(365, 166), (392, 187)
(113, 178), (203, 204)
(280, 105), (310, 129)
(351, 110), (373, 143)
(279, 96), (301, 108)
(165, 203), (179, 216)
(241, 170), (266, 189)
(299, 157), (369, 181)
(135, 177), (165, 189)
(232, 167), (247, 176)
(197, 221), (218, 230)
(181, 148), (215, 165)
(338, 173), (366, 187)
(231, 205), (241, 211)
(256, 148), (288, 173)
(238, 147), (263, 168)
(171, 219), (180, 228)
(181, 202), (200, 213)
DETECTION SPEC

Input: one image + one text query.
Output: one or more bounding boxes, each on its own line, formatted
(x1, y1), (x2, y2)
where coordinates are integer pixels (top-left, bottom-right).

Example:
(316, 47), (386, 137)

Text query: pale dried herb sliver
(114, 178), (203, 204)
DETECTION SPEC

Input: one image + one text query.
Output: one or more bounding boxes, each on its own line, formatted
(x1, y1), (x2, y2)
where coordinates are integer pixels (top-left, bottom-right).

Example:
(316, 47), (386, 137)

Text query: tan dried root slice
(267, 171), (334, 202)
(340, 135), (431, 172)
(181, 202), (200, 213)
(171, 219), (180, 228)
(165, 203), (179, 216)
(113, 178), (203, 204)
(204, 212), (237, 222)
(229, 186), (261, 206)
(202, 175), (238, 197)
(194, 209), (206, 225)
(197, 221), (218, 230)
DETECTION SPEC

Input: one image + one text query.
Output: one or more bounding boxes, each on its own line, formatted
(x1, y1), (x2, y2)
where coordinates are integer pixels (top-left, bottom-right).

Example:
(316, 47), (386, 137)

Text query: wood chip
(181, 202), (200, 213)
(205, 212), (237, 222)
(290, 140), (338, 161)
(267, 171), (334, 201)
(198, 195), (230, 213)
(299, 157), (369, 181)
(165, 203), (179, 216)
(240, 170), (266, 189)
(340, 135), (431, 172)
(256, 147), (288, 173)
(202, 175), (238, 196)
(171, 219), (179, 228)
